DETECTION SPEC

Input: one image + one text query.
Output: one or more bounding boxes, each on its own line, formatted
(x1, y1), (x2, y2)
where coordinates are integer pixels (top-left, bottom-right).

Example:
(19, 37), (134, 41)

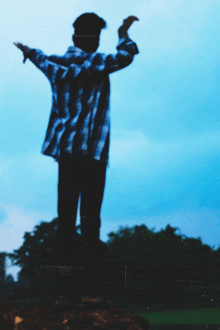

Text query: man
(14, 13), (139, 271)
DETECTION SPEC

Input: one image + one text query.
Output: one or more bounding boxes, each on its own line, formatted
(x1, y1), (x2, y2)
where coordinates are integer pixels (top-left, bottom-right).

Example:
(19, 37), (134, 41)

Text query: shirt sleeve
(63, 37), (139, 80)
(27, 49), (83, 81)
(91, 37), (138, 74)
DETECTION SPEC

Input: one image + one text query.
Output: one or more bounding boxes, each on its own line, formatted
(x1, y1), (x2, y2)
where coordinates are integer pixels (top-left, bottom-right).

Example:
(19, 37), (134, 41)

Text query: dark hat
(73, 13), (106, 36)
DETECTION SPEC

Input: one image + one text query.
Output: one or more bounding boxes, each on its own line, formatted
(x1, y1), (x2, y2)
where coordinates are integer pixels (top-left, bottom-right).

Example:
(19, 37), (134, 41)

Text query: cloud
(105, 129), (220, 218)
(110, 129), (151, 166)
(111, 129), (220, 172)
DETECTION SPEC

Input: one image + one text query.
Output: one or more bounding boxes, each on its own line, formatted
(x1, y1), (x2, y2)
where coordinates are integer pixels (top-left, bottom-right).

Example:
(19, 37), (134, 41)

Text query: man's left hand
(118, 16), (139, 39)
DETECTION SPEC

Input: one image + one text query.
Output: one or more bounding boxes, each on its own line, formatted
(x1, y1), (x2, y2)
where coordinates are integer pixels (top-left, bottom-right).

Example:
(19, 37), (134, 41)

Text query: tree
(0, 252), (6, 282)
(106, 223), (217, 297)
(8, 219), (219, 301)
(8, 218), (61, 281)
(8, 218), (108, 290)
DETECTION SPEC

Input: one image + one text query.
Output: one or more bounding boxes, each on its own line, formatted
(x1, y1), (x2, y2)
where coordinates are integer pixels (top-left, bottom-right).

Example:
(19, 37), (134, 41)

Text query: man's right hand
(118, 16), (139, 39)
(13, 42), (31, 63)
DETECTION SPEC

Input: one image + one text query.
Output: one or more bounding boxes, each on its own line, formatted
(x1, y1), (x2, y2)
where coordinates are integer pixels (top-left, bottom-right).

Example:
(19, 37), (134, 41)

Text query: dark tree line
(106, 225), (220, 295)
(2, 219), (220, 303)
(0, 252), (6, 282)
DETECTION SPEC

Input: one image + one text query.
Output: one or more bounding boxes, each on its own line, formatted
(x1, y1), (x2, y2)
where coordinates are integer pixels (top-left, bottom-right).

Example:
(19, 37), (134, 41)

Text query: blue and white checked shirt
(28, 37), (139, 163)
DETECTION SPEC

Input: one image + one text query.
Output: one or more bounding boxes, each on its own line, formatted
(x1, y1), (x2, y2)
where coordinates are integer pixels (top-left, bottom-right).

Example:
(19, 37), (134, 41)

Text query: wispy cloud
(106, 129), (220, 219)
(111, 129), (220, 172)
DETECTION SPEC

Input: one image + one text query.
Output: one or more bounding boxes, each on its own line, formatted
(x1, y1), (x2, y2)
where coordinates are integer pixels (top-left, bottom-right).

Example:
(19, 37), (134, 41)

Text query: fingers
(124, 16), (139, 22)
(13, 42), (21, 48)
(14, 42), (24, 51)
(122, 16), (139, 31)
(13, 42), (27, 52)
(13, 42), (19, 49)
(123, 16), (139, 25)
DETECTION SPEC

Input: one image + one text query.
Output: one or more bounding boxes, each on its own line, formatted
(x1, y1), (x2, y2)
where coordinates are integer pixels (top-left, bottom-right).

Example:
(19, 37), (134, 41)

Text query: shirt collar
(66, 45), (86, 55)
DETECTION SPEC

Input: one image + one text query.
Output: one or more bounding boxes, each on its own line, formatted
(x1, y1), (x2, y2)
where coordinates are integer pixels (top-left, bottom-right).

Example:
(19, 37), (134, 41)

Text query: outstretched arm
(14, 42), (84, 81)
(14, 42), (55, 78)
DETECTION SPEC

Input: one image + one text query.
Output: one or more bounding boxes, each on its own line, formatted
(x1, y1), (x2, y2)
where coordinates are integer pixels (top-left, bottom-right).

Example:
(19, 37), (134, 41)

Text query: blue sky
(1, 0), (220, 280)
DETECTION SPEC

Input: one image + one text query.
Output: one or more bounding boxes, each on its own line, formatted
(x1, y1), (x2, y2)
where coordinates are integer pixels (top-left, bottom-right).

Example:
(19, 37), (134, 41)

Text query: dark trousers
(57, 155), (107, 258)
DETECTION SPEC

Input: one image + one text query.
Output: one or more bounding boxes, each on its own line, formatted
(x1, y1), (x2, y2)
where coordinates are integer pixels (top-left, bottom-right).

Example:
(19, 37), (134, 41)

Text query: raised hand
(118, 16), (139, 39)
(13, 42), (31, 63)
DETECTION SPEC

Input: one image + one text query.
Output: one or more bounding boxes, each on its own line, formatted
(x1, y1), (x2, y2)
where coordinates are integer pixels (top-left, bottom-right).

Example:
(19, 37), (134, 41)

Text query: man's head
(72, 13), (106, 53)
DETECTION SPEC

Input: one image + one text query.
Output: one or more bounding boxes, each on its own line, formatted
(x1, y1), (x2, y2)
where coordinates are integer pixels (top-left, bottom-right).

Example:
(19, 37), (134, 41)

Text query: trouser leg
(79, 158), (107, 295)
(80, 157), (107, 248)
(80, 159), (106, 295)
(57, 158), (80, 258)
(57, 156), (107, 295)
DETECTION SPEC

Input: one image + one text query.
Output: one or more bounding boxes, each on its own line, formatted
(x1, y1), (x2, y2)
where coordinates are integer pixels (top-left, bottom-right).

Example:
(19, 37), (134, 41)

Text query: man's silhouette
(14, 13), (139, 276)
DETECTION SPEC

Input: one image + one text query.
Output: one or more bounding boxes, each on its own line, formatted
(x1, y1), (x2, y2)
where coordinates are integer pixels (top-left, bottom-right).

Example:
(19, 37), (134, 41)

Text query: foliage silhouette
(6, 220), (220, 304)
(106, 224), (220, 300)
(0, 252), (6, 282)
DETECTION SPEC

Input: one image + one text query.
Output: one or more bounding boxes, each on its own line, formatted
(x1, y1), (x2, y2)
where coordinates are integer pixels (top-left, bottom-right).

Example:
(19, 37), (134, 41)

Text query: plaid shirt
(28, 37), (139, 163)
